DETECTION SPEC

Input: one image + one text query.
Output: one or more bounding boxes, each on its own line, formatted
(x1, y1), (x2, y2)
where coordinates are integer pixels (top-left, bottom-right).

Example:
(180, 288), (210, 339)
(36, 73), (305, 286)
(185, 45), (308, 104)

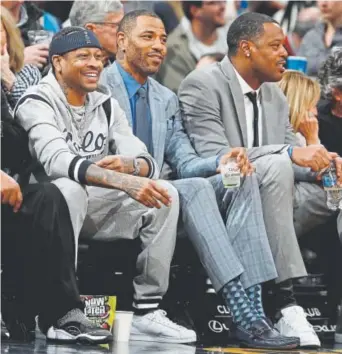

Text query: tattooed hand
(121, 176), (172, 208)
(86, 164), (172, 208)
(96, 155), (134, 174)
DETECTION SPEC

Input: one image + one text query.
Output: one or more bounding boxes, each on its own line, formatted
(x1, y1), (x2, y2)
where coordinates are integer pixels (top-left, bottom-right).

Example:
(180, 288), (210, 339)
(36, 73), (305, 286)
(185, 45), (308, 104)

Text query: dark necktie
(246, 91), (259, 147)
(135, 87), (152, 153)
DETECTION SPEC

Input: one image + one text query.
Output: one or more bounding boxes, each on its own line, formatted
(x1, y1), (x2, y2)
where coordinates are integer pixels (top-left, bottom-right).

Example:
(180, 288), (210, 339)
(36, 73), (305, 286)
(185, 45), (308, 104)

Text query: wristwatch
(132, 158), (141, 176)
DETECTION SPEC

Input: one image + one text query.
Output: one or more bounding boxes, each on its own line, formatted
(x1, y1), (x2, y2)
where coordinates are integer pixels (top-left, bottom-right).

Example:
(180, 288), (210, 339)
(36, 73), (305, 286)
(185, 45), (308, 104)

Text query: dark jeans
(1, 183), (83, 333)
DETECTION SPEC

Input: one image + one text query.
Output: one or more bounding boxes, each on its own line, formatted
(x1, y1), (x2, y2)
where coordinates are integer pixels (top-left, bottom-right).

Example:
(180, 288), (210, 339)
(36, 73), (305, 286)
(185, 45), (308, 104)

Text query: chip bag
(80, 295), (116, 332)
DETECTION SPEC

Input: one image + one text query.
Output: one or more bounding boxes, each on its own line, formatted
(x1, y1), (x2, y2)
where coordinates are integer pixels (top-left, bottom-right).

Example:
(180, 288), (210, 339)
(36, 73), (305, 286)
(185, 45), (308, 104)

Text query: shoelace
(148, 310), (186, 330)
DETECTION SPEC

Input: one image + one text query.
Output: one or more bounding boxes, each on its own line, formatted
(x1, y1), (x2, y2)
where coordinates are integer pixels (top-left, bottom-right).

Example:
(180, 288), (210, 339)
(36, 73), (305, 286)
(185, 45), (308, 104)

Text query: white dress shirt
(233, 68), (263, 148)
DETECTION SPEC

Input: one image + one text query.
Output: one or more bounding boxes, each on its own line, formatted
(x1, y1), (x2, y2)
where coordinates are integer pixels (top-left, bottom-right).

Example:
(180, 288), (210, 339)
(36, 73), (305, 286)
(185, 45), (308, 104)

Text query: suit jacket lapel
(148, 81), (166, 168)
(260, 85), (276, 145)
(107, 63), (133, 126)
(219, 57), (248, 147)
(106, 63), (166, 167)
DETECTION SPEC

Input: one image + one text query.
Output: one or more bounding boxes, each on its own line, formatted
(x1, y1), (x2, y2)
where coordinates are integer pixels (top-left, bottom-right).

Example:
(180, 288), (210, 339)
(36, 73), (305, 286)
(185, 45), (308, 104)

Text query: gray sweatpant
(52, 178), (179, 309)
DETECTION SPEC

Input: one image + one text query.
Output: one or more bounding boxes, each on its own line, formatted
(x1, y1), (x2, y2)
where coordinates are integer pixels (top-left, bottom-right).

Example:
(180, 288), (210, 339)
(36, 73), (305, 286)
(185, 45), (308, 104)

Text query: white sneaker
(274, 305), (321, 348)
(130, 310), (197, 344)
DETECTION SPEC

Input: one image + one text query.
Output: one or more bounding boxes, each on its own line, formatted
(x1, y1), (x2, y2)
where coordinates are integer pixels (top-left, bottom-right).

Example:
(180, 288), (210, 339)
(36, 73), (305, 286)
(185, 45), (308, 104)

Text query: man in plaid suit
(101, 9), (300, 349)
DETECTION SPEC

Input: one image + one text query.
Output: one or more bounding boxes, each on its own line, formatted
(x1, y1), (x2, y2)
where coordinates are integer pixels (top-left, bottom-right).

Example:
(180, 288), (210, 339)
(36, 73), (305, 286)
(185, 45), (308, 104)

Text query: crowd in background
(1, 0), (342, 349)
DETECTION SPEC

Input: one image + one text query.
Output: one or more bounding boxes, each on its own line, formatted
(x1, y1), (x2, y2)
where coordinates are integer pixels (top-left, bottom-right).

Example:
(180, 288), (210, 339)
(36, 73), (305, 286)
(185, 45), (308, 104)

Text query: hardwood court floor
(1, 339), (342, 354)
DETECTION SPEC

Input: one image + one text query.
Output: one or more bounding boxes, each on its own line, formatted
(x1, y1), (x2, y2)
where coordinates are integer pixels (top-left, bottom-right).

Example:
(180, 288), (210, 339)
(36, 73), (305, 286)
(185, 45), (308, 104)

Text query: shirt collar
(233, 66), (261, 98)
(116, 63), (148, 99)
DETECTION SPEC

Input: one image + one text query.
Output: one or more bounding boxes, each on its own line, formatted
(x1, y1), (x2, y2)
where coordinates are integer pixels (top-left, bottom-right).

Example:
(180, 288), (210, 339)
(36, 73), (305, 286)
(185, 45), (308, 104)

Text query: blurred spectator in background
(196, 51), (225, 68)
(122, 0), (155, 13)
(154, 0), (184, 34)
(278, 70), (320, 146)
(249, 1), (286, 17)
(34, 1), (73, 24)
(274, 1), (315, 34)
(1, 6), (41, 109)
(1, 1), (49, 69)
(156, 0), (228, 93)
(31, 1), (61, 33)
(298, 0), (342, 77)
(225, 0), (240, 22)
(317, 47), (342, 157)
(2, 0), (42, 45)
(69, 0), (124, 65)
(284, 7), (321, 56)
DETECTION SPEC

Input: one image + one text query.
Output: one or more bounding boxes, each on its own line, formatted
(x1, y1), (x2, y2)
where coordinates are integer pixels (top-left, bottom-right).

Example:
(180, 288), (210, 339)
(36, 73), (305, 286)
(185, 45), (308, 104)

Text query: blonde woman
(1, 6), (41, 108)
(278, 70), (321, 146)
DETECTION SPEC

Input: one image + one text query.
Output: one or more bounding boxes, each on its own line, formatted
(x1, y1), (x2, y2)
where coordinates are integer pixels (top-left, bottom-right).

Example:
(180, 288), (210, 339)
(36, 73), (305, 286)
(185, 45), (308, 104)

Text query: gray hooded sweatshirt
(15, 71), (158, 184)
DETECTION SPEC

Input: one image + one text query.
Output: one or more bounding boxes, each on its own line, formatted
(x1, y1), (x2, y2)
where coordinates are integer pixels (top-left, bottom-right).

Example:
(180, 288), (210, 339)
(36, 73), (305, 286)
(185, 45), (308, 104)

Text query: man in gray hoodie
(15, 26), (196, 344)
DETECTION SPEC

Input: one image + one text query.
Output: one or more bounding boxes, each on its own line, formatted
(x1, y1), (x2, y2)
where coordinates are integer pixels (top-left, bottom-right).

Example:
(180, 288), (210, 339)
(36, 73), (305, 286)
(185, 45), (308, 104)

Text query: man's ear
(240, 40), (251, 58)
(52, 55), (63, 74)
(85, 23), (96, 32)
(117, 31), (125, 52)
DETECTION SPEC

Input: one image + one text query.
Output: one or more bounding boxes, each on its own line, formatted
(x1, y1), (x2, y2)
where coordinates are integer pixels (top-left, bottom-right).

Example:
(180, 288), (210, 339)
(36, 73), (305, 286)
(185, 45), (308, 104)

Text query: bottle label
(322, 172), (337, 189)
(221, 162), (240, 189)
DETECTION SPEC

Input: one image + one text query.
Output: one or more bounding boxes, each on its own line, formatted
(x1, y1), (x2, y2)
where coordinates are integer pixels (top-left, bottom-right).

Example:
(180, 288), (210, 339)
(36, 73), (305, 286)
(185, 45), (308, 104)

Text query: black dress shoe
(1, 294), (35, 341)
(234, 318), (300, 349)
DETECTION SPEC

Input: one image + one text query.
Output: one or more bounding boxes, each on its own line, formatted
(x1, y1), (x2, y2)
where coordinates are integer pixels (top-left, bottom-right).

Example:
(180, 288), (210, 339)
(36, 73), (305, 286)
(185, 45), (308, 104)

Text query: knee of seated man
(157, 179), (180, 210)
(174, 177), (215, 202)
(256, 153), (294, 188)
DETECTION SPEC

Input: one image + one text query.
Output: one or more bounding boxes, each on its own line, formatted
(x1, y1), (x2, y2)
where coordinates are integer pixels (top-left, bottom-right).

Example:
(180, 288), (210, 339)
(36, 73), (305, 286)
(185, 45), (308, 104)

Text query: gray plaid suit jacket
(101, 62), (220, 180)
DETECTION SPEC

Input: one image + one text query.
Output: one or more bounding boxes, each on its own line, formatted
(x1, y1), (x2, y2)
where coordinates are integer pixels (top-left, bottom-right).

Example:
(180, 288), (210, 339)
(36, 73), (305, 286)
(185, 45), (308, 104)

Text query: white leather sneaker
(274, 305), (321, 348)
(130, 310), (197, 344)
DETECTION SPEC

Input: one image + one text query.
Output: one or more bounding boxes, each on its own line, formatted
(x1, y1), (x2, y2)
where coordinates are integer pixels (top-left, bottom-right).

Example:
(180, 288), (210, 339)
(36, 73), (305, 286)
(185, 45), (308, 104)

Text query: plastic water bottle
(221, 158), (241, 189)
(322, 163), (342, 210)
(238, 0), (249, 14)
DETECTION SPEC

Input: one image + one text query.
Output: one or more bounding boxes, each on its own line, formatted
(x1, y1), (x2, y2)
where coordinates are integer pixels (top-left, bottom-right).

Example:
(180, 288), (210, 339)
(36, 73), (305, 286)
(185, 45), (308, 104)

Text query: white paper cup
(113, 311), (133, 342)
(112, 341), (130, 354)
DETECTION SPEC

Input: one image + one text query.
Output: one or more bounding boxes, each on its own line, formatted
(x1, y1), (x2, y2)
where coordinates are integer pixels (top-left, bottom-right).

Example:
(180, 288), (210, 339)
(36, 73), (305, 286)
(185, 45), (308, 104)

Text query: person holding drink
(1, 6), (41, 108)
(1, 1), (50, 69)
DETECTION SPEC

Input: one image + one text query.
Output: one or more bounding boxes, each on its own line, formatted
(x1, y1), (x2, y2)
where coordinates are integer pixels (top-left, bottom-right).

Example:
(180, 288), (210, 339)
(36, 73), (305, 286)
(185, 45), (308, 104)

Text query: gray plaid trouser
(172, 174), (277, 292)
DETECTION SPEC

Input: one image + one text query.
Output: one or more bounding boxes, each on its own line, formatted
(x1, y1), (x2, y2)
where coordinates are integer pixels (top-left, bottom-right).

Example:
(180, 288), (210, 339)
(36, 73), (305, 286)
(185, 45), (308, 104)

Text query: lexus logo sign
(208, 320), (230, 333)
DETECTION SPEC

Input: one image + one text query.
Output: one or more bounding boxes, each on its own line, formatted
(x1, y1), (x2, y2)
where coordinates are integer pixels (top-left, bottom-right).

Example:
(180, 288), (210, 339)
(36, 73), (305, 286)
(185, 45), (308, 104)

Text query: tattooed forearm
(86, 164), (134, 191)
(85, 164), (170, 208)
(120, 156), (134, 174)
